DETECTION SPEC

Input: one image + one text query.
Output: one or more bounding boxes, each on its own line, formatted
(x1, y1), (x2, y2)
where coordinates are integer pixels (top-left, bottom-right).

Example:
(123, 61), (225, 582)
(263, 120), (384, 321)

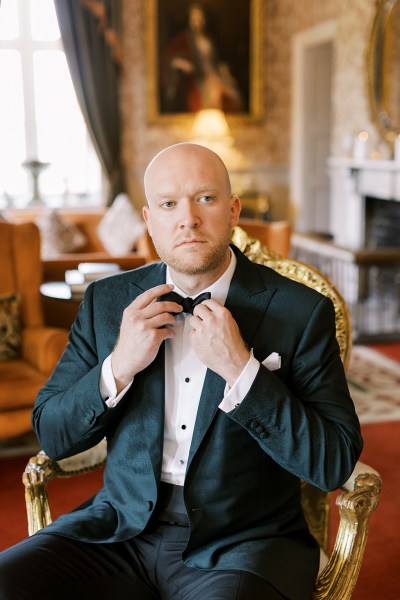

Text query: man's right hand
(111, 284), (182, 392)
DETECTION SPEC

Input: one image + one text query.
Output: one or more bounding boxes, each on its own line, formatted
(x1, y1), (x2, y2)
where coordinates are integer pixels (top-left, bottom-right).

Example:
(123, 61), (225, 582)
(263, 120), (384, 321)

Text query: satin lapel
(187, 248), (276, 470)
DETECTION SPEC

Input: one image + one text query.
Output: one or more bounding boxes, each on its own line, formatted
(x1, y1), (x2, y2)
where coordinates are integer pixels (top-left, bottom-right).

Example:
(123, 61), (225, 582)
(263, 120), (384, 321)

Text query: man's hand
(111, 284), (182, 392)
(188, 300), (250, 386)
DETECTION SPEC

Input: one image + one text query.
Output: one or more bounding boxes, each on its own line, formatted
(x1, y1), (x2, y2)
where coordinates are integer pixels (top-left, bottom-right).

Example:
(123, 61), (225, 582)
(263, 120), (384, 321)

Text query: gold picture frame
(146, 0), (262, 125)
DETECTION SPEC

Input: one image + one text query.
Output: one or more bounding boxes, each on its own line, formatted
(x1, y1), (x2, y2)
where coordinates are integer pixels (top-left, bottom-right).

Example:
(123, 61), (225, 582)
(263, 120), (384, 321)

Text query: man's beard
(152, 227), (232, 275)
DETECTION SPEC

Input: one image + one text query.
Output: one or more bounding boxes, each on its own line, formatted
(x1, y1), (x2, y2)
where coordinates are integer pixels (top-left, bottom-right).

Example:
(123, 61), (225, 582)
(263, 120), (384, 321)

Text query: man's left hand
(188, 299), (250, 386)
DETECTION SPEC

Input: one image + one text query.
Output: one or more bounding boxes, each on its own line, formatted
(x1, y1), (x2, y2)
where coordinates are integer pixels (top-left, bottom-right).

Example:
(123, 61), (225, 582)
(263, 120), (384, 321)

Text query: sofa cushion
(0, 359), (48, 409)
(97, 194), (146, 256)
(0, 293), (21, 360)
(37, 210), (88, 258)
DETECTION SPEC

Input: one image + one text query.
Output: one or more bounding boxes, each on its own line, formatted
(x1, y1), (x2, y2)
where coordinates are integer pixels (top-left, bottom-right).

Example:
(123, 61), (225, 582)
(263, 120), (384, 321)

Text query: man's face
(143, 145), (240, 277)
(189, 7), (206, 33)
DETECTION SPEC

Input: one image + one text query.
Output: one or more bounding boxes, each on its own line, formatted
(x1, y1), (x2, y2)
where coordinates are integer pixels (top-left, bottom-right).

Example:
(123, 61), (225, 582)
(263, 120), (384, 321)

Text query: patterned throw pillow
(97, 194), (146, 256)
(0, 293), (22, 360)
(36, 210), (88, 258)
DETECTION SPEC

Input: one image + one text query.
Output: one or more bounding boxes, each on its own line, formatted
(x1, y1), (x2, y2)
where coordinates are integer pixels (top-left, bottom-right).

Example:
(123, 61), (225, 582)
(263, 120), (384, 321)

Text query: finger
(192, 300), (222, 319)
(133, 284), (175, 309)
(189, 314), (204, 330)
(148, 300), (183, 316)
(148, 312), (179, 329)
(194, 298), (223, 312)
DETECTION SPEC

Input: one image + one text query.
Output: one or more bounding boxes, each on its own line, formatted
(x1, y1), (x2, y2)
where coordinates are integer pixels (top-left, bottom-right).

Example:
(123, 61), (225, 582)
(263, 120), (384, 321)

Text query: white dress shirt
(100, 249), (260, 485)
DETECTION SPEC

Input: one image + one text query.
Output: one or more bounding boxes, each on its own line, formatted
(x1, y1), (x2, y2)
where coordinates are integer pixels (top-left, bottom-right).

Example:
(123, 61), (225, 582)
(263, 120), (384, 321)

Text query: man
(161, 4), (243, 113)
(0, 143), (362, 600)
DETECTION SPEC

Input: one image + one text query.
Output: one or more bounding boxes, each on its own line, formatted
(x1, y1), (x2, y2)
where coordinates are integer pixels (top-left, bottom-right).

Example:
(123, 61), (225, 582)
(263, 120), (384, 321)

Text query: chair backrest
(232, 225), (352, 552)
(0, 221), (44, 328)
(238, 219), (292, 258)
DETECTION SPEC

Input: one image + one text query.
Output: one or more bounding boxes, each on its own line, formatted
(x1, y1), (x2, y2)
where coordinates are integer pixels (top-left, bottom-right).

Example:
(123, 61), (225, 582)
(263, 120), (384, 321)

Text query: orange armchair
(0, 222), (68, 440)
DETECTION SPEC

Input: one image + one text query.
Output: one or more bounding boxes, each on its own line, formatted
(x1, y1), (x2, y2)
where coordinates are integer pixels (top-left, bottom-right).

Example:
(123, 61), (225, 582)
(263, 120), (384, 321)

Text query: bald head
(141, 142), (241, 288)
(144, 143), (231, 203)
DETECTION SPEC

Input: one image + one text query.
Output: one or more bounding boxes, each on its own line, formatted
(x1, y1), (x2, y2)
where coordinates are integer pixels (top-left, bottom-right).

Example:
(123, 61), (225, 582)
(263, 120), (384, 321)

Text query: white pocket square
(262, 352), (281, 371)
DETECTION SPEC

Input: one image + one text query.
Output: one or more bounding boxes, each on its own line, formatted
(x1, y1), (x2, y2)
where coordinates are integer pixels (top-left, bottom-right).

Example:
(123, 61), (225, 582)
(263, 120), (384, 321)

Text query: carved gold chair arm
(313, 462), (382, 600)
(23, 439), (107, 536)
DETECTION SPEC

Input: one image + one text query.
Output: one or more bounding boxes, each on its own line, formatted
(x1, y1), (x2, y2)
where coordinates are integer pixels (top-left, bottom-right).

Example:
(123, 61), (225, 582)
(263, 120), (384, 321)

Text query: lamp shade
(191, 109), (231, 138)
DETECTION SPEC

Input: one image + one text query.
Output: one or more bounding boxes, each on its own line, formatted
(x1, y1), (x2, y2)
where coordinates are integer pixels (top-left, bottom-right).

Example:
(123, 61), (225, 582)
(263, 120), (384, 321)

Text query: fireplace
(290, 158), (400, 341)
(328, 157), (400, 248)
(365, 196), (400, 248)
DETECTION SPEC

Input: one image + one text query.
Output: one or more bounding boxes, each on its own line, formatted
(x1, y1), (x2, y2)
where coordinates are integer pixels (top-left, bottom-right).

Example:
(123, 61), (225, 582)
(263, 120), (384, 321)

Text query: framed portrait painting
(146, 0), (262, 123)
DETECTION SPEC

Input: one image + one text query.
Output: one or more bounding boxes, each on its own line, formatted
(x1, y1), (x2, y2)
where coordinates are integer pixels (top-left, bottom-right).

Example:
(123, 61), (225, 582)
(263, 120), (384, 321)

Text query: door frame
(290, 20), (337, 233)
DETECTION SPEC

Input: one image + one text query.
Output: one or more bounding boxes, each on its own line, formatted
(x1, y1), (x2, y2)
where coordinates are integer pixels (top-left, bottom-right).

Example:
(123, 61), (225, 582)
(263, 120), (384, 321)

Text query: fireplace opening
(365, 196), (400, 248)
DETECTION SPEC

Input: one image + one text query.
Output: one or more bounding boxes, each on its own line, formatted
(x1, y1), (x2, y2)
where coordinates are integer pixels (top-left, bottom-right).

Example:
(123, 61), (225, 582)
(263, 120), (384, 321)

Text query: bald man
(0, 144), (362, 600)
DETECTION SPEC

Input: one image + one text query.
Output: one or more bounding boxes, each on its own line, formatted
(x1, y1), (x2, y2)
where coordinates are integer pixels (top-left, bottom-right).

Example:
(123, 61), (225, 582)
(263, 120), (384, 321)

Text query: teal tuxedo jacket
(33, 247), (362, 599)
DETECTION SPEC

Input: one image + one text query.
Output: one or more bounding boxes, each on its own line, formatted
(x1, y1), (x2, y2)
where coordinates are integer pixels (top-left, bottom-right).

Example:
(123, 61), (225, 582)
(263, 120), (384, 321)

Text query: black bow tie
(158, 291), (211, 314)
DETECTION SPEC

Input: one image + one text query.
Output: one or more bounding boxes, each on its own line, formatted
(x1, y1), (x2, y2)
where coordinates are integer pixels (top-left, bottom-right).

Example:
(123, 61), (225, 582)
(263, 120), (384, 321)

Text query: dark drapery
(54, 0), (126, 205)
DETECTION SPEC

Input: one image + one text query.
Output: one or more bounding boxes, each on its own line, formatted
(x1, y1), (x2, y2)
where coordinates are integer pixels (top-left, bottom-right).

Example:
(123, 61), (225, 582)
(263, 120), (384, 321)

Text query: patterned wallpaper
(120, 0), (383, 216)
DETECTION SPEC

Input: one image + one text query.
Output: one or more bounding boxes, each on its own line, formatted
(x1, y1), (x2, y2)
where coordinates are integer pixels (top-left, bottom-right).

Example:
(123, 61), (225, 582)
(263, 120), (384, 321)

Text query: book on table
(65, 263), (121, 295)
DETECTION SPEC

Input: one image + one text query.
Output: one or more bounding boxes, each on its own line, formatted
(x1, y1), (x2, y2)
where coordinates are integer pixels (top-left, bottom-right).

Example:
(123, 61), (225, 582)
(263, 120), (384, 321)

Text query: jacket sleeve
(32, 282), (125, 460)
(228, 295), (363, 491)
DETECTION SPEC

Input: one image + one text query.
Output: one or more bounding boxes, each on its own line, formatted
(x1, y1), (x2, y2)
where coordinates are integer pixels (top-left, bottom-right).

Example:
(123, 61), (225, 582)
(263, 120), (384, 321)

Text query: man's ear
(230, 195), (241, 227)
(142, 205), (152, 236)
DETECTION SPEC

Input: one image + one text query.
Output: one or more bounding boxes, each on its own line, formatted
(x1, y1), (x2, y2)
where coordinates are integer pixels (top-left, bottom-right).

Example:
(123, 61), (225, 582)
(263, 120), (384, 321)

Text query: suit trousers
(0, 523), (288, 600)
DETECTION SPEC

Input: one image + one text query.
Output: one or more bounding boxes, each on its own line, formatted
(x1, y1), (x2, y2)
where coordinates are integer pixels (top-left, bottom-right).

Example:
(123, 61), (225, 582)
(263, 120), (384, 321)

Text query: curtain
(54, 0), (126, 205)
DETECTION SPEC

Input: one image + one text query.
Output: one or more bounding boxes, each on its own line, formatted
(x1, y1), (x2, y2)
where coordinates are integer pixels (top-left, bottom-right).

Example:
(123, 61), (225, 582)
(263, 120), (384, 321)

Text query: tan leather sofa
(3, 207), (156, 330)
(238, 219), (291, 258)
(4, 207), (153, 281)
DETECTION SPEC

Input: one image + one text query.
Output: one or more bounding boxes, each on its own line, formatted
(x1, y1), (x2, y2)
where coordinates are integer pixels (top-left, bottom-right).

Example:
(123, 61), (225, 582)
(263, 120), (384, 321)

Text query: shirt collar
(166, 247), (237, 306)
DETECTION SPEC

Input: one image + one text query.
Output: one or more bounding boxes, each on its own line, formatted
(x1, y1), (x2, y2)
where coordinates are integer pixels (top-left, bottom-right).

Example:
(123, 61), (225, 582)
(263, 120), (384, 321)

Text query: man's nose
(179, 200), (200, 228)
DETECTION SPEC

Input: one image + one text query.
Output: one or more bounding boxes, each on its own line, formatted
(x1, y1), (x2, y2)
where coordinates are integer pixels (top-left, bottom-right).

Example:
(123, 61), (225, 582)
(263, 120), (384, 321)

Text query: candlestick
(352, 131), (369, 161)
(394, 135), (400, 162)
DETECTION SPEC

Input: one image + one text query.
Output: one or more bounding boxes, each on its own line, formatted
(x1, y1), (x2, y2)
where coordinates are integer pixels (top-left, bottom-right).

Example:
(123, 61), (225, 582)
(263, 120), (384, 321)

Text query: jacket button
(84, 410), (96, 423)
(250, 420), (259, 429)
(259, 432), (268, 439)
(255, 425), (264, 434)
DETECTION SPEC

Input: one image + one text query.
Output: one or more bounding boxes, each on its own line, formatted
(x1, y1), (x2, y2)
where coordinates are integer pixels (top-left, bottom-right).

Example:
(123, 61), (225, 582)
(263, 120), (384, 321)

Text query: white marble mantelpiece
(327, 157), (400, 248)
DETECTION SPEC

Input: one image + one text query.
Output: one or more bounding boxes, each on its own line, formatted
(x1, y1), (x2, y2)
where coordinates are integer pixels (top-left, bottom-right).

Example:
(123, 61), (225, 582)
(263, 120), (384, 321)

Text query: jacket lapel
(127, 260), (166, 296)
(137, 345), (165, 479)
(126, 262), (167, 478)
(187, 369), (226, 469)
(187, 248), (277, 470)
(226, 247), (276, 349)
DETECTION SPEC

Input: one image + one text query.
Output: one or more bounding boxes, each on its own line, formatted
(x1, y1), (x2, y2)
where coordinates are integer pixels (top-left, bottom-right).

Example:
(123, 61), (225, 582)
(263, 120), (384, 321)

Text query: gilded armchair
(23, 226), (381, 600)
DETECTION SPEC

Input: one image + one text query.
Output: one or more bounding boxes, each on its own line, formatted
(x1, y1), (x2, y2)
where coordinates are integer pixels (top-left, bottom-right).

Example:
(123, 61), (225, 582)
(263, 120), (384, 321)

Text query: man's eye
(161, 201), (175, 209)
(199, 195), (214, 203)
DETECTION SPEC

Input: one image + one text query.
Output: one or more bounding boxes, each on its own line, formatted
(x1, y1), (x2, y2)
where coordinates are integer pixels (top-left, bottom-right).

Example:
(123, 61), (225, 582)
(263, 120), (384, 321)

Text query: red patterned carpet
(347, 345), (400, 423)
(0, 343), (399, 598)
(340, 342), (400, 599)
(333, 421), (400, 600)
(370, 342), (400, 362)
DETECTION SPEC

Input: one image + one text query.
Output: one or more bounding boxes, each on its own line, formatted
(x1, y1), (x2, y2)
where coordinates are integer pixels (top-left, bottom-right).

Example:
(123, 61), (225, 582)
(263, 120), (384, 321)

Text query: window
(0, 0), (102, 207)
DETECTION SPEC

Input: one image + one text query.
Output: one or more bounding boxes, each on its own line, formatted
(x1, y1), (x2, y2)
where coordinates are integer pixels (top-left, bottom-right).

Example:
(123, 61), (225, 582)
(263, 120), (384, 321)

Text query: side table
(40, 282), (83, 330)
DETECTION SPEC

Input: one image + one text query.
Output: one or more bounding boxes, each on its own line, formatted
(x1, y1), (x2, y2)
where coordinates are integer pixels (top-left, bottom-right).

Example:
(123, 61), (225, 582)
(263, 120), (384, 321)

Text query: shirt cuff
(219, 350), (260, 413)
(100, 354), (133, 408)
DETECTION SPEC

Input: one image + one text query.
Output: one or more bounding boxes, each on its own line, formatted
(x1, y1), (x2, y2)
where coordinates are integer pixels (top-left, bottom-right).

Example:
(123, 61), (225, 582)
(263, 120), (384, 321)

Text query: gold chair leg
(22, 452), (55, 536)
(313, 472), (382, 600)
